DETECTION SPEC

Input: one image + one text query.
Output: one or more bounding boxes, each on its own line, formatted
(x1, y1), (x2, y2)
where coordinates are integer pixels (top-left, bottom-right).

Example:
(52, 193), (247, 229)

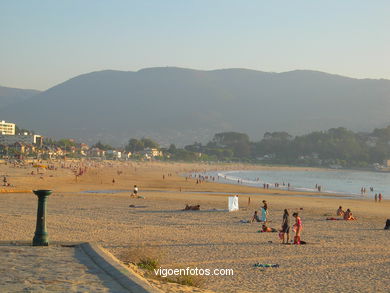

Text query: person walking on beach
(375, 194), (378, 202)
(281, 209), (290, 244)
(293, 212), (302, 245)
(379, 193), (382, 202)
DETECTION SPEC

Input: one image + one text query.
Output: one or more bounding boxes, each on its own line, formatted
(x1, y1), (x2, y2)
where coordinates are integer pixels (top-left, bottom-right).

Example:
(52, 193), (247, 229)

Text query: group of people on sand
(336, 206), (357, 220)
(251, 201), (303, 245)
(251, 200), (268, 223)
(280, 210), (303, 244)
(374, 193), (383, 202)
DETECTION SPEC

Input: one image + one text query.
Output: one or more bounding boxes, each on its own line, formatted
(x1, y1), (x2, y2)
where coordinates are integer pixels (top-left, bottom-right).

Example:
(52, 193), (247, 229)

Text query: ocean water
(203, 169), (390, 198)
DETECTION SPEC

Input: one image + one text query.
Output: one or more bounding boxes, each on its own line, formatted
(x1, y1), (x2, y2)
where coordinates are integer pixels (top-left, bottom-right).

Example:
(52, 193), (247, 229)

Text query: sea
(202, 168), (390, 198)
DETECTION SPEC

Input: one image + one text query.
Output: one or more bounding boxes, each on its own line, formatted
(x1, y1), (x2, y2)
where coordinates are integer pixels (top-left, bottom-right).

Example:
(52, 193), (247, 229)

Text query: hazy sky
(1, 0), (389, 90)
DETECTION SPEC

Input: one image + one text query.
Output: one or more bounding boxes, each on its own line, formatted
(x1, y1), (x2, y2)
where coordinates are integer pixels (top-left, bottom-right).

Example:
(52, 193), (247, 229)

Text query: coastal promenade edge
(79, 242), (163, 293)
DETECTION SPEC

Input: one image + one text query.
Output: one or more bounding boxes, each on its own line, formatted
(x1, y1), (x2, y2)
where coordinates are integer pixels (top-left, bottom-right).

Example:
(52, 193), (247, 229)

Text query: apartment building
(0, 120), (15, 135)
(0, 134), (43, 146)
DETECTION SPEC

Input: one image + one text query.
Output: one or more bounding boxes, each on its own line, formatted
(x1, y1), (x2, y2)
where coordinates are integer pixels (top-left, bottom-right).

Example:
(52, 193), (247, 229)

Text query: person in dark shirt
(281, 209), (290, 244)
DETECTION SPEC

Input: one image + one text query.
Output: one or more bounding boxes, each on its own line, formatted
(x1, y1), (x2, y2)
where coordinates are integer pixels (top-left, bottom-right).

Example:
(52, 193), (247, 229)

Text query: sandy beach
(1, 160), (389, 292)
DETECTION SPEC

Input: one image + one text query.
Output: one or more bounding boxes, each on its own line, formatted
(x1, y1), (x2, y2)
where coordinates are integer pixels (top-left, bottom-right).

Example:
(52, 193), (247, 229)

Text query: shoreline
(197, 168), (386, 200)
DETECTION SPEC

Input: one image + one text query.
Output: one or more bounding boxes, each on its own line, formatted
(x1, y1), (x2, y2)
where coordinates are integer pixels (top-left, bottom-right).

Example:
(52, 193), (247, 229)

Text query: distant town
(0, 120), (162, 161)
(1, 120), (390, 171)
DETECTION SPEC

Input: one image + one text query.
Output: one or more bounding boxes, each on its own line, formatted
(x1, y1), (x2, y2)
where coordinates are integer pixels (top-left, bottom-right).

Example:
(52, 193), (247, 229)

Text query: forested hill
(0, 85), (41, 110)
(0, 67), (389, 145)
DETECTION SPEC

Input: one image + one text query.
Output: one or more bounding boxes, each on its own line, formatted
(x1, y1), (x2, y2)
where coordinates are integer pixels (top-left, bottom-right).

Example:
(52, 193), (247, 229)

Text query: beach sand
(1, 161), (389, 292)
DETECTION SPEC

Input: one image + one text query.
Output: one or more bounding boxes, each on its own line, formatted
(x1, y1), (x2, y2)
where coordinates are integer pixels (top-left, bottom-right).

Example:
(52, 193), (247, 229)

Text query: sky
(0, 0), (389, 90)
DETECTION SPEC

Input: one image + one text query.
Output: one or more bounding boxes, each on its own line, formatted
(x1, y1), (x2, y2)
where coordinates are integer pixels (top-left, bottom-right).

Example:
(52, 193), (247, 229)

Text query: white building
(0, 134), (43, 146)
(140, 148), (162, 159)
(0, 121), (15, 135)
(106, 150), (122, 159)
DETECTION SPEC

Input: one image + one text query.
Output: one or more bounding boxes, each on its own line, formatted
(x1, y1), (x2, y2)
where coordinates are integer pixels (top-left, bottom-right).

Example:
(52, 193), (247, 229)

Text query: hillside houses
(0, 121), (168, 161)
(138, 148), (162, 159)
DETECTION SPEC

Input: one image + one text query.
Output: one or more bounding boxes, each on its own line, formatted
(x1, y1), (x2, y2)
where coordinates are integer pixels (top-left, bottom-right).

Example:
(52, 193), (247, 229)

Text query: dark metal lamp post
(32, 189), (52, 246)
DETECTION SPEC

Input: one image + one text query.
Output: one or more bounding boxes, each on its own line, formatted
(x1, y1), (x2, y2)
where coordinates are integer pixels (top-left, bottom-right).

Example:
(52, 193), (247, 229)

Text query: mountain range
(0, 67), (389, 146)
(0, 85), (41, 111)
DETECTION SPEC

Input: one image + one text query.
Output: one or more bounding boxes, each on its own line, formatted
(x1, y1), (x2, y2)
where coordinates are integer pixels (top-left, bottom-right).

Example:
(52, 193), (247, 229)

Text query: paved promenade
(0, 239), (163, 293)
(0, 243), (130, 292)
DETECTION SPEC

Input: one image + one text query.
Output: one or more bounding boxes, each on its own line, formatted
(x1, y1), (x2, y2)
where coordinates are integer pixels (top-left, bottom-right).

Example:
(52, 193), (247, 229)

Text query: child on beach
(293, 212), (302, 244)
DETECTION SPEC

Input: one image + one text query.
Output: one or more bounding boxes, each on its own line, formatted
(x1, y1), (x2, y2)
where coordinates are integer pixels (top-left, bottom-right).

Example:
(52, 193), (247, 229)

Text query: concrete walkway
(0, 242), (161, 293)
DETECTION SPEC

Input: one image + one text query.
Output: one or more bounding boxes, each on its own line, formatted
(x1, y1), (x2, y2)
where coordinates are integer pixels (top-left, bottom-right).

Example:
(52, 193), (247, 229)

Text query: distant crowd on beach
(191, 172), (388, 203)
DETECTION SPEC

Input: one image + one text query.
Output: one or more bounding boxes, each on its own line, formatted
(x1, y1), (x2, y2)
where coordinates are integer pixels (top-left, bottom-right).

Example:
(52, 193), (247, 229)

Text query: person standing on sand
(281, 209), (290, 244)
(293, 212), (302, 244)
(379, 193), (382, 202)
(261, 200), (268, 222)
(375, 194), (378, 202)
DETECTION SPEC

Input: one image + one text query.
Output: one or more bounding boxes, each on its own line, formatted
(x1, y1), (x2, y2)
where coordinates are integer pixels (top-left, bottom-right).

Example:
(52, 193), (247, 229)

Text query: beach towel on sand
(254, 263), (279, 268)
(326, 217), (342, 221)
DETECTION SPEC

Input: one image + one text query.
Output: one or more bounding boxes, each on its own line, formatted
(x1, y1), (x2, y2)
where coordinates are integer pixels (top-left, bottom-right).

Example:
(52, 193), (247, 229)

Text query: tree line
(42, 125), (390, 168)
(164, 126), (390, 168)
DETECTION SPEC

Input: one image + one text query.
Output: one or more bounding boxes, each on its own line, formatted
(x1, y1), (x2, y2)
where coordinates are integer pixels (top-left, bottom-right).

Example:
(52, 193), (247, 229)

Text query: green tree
(92, 141), (113, 151)
(126, 138), (144, 152)
(212, 132), (251, 158)
(141, 138), (159, 149)
(168, 144), (177, 154)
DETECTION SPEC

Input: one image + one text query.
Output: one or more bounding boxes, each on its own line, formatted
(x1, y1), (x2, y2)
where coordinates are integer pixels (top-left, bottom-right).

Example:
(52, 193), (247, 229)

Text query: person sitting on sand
(260, 224), (277, 232)
(337, 206), (344, 216)
(184, 204), (200, 211)
(131, 185), (138, 197)
(251, 211), (262, 223)
(343, 209), (357, 220)
(384, 219), (390, 230)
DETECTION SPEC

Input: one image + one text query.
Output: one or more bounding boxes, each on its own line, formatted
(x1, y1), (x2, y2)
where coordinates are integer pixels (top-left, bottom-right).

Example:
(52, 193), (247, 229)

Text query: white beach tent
(228, 195), (239, 212)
